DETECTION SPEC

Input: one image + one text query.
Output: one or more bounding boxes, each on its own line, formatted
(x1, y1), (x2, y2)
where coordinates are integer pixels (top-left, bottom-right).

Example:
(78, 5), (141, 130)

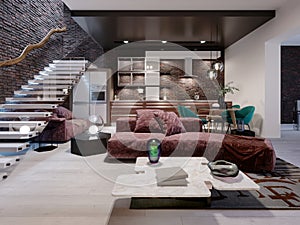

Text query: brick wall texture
(0, 0), (103, 103)
(116, 59), (223, 100)
(281, 46), (300, 123)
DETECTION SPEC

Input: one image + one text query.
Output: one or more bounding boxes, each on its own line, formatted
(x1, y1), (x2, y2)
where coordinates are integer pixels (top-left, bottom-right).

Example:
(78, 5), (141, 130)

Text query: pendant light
(213, 60), (224, 72)
(207, 24), (217, 80)
(212, 24), (224, 72)
(207, 50), (217, 80)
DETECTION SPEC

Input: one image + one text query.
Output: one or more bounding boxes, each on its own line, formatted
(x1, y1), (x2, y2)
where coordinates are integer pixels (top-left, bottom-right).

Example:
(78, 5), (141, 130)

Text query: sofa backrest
(116, 117), (202, 133)
(116, 117), (137, 132)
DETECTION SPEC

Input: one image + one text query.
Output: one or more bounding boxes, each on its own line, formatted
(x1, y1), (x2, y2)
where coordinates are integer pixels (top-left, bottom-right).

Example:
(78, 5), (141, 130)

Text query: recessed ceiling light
(200, 41), (206, 44)
(123, 40), (129, 44)
(161, 40), (167, 44)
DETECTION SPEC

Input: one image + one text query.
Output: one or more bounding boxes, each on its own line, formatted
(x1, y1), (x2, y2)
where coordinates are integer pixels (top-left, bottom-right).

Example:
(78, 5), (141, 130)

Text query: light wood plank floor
(0, 130), (299, 225)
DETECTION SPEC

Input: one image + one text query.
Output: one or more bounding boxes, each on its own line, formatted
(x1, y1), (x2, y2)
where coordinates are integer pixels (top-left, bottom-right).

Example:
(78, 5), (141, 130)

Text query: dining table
(205, 107), (239, 132)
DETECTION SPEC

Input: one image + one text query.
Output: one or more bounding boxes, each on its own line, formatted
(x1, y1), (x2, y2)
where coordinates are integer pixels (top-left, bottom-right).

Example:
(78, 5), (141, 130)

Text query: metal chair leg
(226, 124), (231, 133)
(247, 124), (251, 130)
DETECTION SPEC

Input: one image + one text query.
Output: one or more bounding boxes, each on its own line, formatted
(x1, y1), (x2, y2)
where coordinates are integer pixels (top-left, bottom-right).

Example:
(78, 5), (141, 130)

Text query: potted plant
(218, 81), (239, 108)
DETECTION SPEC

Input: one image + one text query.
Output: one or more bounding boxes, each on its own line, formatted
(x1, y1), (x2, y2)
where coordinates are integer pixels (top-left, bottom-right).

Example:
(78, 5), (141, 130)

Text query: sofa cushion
(54, 106), (73, 120)
(108, 132), (165, 158)
(156, 111), (186, 136)
(134, 109), (163, 133)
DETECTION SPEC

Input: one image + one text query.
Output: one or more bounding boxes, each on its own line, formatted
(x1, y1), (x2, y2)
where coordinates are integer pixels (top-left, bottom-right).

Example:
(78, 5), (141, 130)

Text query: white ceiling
(62, 0), (287, 11)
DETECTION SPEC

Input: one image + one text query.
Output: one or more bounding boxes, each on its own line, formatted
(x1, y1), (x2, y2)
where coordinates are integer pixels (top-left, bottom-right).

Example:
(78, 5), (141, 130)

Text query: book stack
(155, 167), (189, 186)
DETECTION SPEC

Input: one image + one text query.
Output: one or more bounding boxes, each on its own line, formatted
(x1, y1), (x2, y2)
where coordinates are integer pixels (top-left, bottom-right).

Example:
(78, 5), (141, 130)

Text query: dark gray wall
(281, 46), (300, 123)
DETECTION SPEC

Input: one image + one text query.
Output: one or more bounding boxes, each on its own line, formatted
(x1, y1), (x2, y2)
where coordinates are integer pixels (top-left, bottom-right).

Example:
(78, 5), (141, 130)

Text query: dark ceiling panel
(71, 10), (275, 51)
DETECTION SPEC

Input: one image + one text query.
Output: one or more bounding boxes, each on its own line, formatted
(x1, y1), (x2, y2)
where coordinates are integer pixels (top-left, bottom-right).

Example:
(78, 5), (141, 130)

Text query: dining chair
(224, 105), (255, 133)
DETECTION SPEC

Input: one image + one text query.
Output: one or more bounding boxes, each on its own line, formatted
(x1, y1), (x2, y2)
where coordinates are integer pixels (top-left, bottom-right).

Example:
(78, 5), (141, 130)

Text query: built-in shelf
(117, 57), (160, 100)
(117, 57), (160, 87)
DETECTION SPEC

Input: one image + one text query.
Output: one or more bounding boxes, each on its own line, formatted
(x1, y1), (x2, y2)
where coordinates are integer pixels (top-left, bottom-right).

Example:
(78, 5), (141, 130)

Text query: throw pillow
(134, 109), (163, 133)
(53, 106), (73, 120)
(156, 111), (186, 136)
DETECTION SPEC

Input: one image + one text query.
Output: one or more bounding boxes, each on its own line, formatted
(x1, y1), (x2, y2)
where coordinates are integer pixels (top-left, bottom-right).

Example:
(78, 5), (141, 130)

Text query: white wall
(225, 0), (300, 138)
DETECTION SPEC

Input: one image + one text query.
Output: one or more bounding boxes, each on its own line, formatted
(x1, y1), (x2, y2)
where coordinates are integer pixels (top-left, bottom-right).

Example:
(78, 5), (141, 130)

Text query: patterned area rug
(210, 158), (300, 209)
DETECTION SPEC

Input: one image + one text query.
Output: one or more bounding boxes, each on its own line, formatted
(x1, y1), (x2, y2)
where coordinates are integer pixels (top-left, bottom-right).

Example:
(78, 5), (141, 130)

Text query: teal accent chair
(232, 104), (241, 109)
(235, 106), (255, 130)
(177, 105), (208, 125)
(224, 105), (255, 133)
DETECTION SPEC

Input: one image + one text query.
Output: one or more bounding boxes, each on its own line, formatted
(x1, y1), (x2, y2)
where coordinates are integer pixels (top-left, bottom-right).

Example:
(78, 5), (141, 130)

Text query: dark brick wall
(0, 0), (103, 103)
(281, 46), (300, 123)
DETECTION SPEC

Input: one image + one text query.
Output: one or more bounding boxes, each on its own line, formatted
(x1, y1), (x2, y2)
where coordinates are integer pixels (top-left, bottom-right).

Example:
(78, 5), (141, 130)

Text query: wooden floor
(0, 130), (300, 225)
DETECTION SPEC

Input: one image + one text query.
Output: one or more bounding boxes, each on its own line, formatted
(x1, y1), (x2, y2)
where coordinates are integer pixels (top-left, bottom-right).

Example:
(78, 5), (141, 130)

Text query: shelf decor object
(88, 115), (104, 135)
(147, 138), (161, 164)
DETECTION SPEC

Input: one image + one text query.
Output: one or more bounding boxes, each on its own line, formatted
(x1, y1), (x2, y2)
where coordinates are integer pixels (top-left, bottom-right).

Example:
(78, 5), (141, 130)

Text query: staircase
(0, 59), (88, 181)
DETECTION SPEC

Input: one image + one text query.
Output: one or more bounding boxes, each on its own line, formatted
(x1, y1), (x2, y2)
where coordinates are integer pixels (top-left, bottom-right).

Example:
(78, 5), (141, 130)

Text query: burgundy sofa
(107, 116), (276, 172)
(33, 106), (90, 143)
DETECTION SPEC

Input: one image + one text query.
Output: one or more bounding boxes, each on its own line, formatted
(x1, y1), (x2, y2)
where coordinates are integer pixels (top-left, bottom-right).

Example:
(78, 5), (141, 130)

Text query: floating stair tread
(28, 79), (76, 84)
(1, 104), (58, 109)
(0, 143), (30, 153)
(35, 75), (80, 79)
(49, 63), (85, 67)
(53, 60), (88, 64)
(14, 90), (67, 95)
(1, 172), (8, 181)
(6, 97), (64, 103)
(0, 131), (38, 139)
(21, 85), (71, 90)
(0, 158), (15, 169)
(0, 112), (52, 118)
(0, 156), (20, 166)
(0, 121), (47, 127)
(39, 71), (83, 75)
(46, 66), (84, 72)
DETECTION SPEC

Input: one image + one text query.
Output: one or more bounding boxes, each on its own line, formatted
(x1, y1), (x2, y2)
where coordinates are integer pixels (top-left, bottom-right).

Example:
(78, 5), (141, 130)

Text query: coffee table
(112, 157), (259, 208)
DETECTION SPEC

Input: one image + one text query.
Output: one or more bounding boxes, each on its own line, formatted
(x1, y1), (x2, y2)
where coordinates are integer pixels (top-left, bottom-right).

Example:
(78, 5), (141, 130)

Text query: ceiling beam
(71, 10), (275, 17)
